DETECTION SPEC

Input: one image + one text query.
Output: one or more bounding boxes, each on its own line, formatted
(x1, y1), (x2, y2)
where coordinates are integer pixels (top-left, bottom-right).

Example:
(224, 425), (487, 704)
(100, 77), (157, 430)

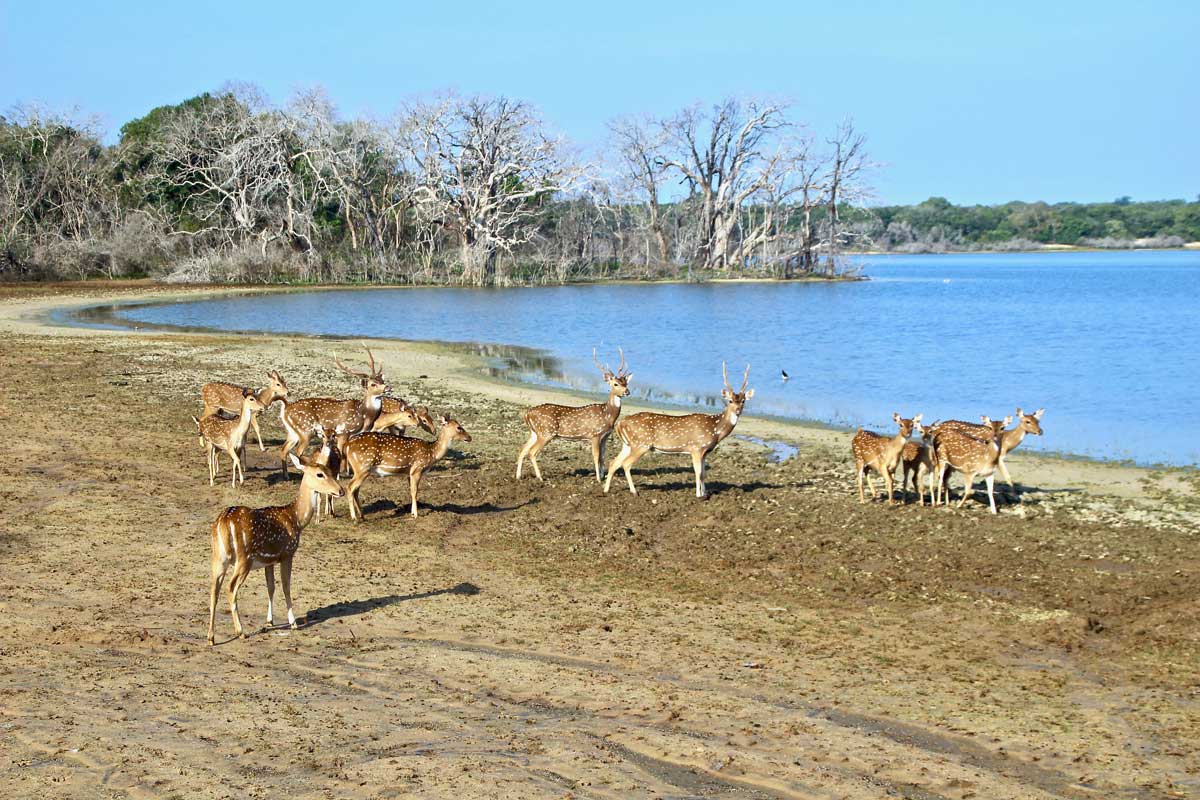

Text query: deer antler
(335, 356), (370, 381)
(363, 346), (383, 379)
(593, 347), (613, 379)
(617, 347), (628, 378)
(740, 364), (750, 394)
(722, 361), (732, 393)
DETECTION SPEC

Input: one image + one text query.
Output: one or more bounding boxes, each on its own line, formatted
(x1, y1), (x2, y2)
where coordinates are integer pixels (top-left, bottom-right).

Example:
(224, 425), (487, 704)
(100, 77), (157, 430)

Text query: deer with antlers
(207, 452), (345, 645)
(343, 415), (472, 520)
(604, 363), (752, 498)
(193, 393), (267, 487)
(200, 371), (289, 452)
(518, 348), (632, 482)
(279, 348), (389, 477)
(851, 413), (922, 505)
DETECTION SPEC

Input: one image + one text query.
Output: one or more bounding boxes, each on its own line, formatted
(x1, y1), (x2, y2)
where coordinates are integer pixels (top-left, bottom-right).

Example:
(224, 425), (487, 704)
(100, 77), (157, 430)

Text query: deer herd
(195, 346), (1045, 644)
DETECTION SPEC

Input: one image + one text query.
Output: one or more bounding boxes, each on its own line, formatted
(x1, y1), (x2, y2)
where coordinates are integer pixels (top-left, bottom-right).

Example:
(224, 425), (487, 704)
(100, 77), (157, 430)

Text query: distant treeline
(855, 196), (1200, 253)
(0, 86), (872, 285)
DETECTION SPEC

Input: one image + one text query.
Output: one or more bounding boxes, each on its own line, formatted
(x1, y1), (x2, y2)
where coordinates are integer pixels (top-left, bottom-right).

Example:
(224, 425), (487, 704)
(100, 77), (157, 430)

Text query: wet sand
(1, 283), (1197, 798)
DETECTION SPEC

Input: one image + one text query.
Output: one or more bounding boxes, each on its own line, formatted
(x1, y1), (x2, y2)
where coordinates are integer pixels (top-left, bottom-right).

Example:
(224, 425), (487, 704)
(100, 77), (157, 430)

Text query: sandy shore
(1, 282), (1198, 799)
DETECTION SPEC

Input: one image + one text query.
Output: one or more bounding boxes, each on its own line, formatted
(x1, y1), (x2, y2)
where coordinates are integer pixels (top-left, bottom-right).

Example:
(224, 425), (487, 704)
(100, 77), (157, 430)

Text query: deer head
(241, 391), (267, 414)
(437, 414), (472, 443)
(891, 412), (922, 438)
(266, 370), (289, 402)
(1015, 407), (1045, 436)
(594, 347), (633, 397)
(721, 362), (755, 418)
(288, 453), (345, 497)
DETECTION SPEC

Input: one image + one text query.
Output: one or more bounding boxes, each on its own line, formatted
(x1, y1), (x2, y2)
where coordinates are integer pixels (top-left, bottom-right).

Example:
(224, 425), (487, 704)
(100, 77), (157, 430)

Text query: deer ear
(288, 453), (304, 469)
(892, 412), (901, 423)
(1034, 408), (1045, 419)
(624, 373), (633, 383)
(1015, 407), (1024, 417)
(913, 413), (922, 423)
(980, 415), (990, 424)
(440, 414), (451, 425)
(1003, 415), (1013, 426)
(745, 388), (754, 399)
(722, 388), (734, 401)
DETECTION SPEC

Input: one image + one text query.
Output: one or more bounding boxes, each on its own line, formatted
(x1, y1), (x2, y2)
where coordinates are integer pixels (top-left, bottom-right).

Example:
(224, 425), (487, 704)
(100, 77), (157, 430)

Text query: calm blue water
(104, 251), (1200, 466)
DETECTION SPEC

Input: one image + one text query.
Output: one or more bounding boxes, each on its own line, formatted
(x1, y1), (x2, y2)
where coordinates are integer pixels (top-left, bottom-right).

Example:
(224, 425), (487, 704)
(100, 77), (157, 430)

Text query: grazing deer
(372, 397), (438, 437)
(280, 349), (389, 477)
(902, 421), (940, 506)
(518, 348), (633, 482)
(851, 413), (922, 505)
(933, 427), (1003, 514)
(343, 415), (472, 520)
(207, 452), (344, 645)
(193, 393), (267, 487)
(200, 370), (289, 452)
(603, 363), (752, 498)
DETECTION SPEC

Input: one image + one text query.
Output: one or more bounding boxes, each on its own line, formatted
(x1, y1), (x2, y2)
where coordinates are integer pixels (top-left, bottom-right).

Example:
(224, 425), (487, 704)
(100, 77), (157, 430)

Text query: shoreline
(3, 282), (1194, 501)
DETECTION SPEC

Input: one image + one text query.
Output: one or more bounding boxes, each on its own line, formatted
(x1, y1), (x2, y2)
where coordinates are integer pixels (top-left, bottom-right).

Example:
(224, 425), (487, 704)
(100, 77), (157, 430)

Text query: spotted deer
(933, 427), (1003, 514)
(902, 421), (940, 506)
(200, 371), (289, 452)
(279, 349), (389, 477)
(372, 397), (438, 437)
(851, 413), (922, 505)
(994, 407), (1045, 488)
(312, 427), (345, 521)
(603, 363), (752, 498)
(518, 348), (633, 482)
(343, 415), (473, 520)
(207, 452), (345, 645)
(193, 393), (267, 487)
(926, 415), (1009, 499)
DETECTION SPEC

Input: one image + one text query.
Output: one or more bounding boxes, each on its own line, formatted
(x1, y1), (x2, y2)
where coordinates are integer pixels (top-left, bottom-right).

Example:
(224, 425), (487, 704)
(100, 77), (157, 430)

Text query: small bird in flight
(781, 370), (789, 382)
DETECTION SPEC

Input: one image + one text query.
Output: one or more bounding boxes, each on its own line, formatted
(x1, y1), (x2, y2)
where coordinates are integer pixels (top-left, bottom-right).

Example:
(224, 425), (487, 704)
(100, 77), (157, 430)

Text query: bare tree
(402, 94), (582, 285)
(609, 115), (673, 270)
(822, 119), (871, 276)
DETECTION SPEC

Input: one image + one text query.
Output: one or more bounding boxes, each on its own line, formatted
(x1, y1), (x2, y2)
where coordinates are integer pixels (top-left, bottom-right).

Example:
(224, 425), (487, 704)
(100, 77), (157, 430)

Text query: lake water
(88, 251), (1200, 466)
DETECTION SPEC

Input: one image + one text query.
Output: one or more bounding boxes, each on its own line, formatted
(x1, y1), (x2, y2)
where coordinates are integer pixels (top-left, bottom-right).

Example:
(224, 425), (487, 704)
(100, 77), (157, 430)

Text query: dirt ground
(1, 284), (1198, 799)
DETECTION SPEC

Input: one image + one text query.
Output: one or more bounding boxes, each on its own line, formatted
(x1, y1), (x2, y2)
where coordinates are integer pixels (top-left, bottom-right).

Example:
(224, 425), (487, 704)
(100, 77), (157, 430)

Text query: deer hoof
(289, 622), (298, 630)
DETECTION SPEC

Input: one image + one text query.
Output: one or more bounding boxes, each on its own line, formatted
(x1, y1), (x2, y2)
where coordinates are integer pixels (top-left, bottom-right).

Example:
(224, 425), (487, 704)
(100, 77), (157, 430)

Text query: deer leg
(251, 412), (265, 452)
(280, 557), (297, 629)
(856, 462), (866, 503)
(409, 470), (422, 517)
(884, 468), (896, 506)
(985, 473), (997, 515)
(604, 442), (631, 494)
(229, 449), (242, 488)
(691, 452), (706, 498)
(516, 431), (537, 479)
(957, 472), (976, 509)
(264, 565), (276, 626)
(936, 463), (949, 507)
(227, 562), (250, 639)
(527, 435), (550, 482)
(207, 558), (227, 645)
(347, 468), (370, 522)
(591, 436), (605, 483)
(621, 446), (647, 495)
(865, 470), (879, 501)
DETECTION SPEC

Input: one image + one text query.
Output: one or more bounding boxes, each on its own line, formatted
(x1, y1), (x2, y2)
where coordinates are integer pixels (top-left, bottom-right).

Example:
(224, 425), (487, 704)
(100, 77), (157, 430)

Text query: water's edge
(52, 294), (1185, 471)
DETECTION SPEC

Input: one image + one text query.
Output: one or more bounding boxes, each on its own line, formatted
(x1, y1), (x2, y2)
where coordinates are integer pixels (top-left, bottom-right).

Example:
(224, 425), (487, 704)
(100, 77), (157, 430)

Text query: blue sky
(1, 0), (1196, 205)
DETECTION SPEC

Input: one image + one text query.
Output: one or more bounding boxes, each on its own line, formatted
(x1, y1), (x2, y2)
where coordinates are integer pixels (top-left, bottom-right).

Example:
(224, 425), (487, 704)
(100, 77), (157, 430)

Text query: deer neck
(886, 430), (909, 460)
(431, 430), (456, 462)
(255, 386), (278, 407)
(290, 479), (319, 529)
(604, 388), (624, 422)
(1000, 425), (1026, 453)
(714, 405), (741, 441)
(360, 392), (383, 429)
(234, 403), (256, 439)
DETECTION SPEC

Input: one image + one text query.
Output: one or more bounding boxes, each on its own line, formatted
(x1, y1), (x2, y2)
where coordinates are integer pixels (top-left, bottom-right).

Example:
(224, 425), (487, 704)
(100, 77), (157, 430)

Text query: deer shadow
(631, 479), (784, 496)
(302, 582), (481, 628)
(361, 498), (535, 517)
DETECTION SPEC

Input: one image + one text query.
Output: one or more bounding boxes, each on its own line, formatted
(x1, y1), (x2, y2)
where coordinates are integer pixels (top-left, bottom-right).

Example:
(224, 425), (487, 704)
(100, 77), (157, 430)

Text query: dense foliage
(860, 196), (1200, 252)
